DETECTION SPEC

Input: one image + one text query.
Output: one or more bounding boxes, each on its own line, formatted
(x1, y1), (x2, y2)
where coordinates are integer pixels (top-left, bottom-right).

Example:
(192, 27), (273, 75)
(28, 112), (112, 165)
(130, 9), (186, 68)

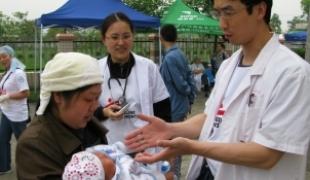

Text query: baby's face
(95, 152), (116, 180)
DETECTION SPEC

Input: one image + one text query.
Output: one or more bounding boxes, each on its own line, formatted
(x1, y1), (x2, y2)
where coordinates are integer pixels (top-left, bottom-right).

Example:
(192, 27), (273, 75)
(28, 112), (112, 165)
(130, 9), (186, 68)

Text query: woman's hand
(103, 104), (124, 120)
(124, 114), (172, 152)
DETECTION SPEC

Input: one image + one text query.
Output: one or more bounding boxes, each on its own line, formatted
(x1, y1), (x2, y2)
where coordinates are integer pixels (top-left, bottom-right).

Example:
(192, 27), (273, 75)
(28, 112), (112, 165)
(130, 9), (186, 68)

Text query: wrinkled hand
(0, 94), (9, 103)
(124, 114), (171, 152)
(103, 104), (123, 120)
(134, 137), (194, 164)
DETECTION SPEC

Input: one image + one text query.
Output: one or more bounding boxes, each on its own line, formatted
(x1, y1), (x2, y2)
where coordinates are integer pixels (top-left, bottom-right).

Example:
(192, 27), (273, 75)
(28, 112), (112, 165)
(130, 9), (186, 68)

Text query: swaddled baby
(63, 141), (170, 180)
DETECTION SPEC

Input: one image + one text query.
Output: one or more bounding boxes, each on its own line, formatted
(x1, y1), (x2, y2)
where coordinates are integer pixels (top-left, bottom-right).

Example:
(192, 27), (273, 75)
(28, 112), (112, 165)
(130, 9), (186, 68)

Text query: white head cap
(36, 52), (103, 115)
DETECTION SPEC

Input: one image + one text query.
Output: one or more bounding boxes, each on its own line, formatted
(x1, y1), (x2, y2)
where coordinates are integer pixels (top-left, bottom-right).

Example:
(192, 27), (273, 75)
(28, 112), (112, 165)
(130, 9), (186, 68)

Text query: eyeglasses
(210, 5), (248, 20)
(105, 33), (132, 42)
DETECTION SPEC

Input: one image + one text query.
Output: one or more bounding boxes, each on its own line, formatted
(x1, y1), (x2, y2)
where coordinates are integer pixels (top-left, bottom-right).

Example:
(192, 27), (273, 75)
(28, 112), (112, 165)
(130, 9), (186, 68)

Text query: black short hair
(211, 0), (272, 25)
(241, 0), (272, 25)
(160, 24), (177, 42)
(100, 12), (134, 37)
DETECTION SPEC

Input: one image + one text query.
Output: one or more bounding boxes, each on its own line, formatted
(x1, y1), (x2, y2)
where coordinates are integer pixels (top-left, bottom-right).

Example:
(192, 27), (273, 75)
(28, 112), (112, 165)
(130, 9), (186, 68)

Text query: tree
(123, 0), (213, 18)
(270, 13), (282, 34)
(0, 11), (35, 41)
(123, 0), (173, 17)
(301, 0), (310, 19)
(287, 15), (307, 31)
(11, 12), (36, 40)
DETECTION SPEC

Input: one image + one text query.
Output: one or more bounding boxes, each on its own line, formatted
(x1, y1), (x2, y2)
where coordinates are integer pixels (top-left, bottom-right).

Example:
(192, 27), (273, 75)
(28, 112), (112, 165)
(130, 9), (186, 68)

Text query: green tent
(161, 0), (222, 35)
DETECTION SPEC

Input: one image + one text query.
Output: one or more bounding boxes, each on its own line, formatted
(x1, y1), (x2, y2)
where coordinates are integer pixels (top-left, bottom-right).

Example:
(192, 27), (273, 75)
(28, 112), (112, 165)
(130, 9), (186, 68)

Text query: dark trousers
(196, 159), (214, 180)
(0, 113), (27, 171)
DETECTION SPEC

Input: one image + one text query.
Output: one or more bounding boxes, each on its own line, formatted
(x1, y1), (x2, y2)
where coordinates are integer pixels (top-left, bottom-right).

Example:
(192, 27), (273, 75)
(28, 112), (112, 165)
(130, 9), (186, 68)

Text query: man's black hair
(211, 0), (273, 25)
(160, 24), (177, 42)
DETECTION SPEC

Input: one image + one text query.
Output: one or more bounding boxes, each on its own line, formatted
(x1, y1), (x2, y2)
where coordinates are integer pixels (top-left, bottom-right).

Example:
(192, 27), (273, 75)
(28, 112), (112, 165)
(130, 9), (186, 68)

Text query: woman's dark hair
(100, 12), (134, 37)
(160, 24), (177, 42)
(44, 84), (96, 113)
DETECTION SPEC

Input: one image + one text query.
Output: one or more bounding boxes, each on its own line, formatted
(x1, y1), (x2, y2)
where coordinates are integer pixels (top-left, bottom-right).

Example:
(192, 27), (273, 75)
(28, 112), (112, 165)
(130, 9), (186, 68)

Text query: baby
(62, 142), (169, 180)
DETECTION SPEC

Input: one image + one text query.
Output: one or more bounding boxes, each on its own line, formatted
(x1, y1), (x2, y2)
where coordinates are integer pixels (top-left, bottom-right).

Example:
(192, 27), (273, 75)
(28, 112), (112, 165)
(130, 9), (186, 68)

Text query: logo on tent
(182, 11), (192, 15)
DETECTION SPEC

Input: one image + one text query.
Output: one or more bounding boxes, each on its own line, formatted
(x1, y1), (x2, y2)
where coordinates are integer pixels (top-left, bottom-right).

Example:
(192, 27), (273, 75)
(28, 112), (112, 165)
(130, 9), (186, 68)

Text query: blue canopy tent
(33, 0), (160, 93)
(284, 31), (307, 42)
(36, 0), (160, 28)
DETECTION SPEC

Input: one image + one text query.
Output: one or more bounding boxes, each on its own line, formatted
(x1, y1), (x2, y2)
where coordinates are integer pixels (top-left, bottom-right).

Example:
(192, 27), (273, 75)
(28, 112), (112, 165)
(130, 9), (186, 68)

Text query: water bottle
(160, 161), (171, 174)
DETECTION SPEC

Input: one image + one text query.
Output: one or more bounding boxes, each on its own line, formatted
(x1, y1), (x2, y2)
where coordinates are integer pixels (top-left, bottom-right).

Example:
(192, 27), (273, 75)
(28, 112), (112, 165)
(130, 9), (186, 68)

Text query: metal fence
(0, 36), (224, 71)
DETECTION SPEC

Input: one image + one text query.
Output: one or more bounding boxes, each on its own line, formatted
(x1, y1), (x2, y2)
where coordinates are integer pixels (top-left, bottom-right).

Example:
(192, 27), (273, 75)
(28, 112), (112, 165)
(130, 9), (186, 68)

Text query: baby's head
(63, 151), (115, 180)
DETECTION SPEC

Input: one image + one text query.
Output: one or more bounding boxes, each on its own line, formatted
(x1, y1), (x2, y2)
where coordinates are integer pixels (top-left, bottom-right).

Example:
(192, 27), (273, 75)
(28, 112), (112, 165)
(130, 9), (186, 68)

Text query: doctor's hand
(124, 114), (172, 152)
(0, 94), (10, 103)
(134, 137), (195, 164)
(103, 104), (123, 120)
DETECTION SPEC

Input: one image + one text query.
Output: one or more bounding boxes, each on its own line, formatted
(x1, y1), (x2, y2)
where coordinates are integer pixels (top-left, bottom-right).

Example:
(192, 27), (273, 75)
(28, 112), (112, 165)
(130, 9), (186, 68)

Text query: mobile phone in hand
(118, 103), (130, 113)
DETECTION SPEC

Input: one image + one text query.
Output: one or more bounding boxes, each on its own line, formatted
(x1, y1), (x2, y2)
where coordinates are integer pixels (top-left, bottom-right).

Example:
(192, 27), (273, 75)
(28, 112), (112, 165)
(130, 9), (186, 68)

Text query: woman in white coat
(95, 12), (171, 147)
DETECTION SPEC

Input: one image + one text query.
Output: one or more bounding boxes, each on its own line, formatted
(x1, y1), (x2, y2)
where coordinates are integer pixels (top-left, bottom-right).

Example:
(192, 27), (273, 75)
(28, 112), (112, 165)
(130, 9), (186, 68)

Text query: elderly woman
(16, 52), (108, 179)
(0, 45), (29, 175)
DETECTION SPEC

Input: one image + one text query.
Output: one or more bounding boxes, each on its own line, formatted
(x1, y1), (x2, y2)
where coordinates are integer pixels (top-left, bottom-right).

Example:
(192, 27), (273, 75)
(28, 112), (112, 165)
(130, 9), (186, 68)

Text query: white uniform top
(98, 53), (169, 144)
(187, 34), (310, 180)
(0, 69), (29, 122)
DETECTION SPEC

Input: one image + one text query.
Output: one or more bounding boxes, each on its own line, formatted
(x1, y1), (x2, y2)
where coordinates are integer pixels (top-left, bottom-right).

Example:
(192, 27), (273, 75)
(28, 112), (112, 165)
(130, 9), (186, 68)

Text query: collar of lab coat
(217, 34), (280, 109)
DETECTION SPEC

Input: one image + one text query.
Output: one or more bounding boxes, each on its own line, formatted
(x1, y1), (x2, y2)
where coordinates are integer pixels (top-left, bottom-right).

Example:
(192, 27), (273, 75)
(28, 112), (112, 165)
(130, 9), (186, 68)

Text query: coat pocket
(238, 91), (264, 142)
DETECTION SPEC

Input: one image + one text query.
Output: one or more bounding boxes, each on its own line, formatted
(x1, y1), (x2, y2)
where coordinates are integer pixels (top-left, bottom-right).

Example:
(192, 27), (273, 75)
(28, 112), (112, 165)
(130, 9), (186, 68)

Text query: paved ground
(1, 91), (310, 179)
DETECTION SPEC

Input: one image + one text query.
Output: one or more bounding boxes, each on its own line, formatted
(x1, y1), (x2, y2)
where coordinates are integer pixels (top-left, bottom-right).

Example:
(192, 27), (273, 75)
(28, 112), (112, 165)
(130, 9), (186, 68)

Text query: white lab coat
(187, 35), (310, 180)
(98, 53), (169, 144)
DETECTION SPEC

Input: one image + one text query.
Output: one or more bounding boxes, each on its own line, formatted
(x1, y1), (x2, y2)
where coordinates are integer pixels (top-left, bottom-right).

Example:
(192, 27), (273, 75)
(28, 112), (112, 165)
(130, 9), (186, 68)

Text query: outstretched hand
(124, 114), (172, 152)
(134, 137), (195, 164)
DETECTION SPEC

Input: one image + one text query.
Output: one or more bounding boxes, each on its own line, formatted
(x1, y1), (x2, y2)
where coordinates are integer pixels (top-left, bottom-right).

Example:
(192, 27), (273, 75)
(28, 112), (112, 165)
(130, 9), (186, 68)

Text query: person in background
(201, 63), (215, 97)
(159, 24), (197, 180)
(125, 0), (310, 179)
(0, 45), (29, 175)
(190, 57), (205, 92)
(96, 12), (173, 178)
(16, 52), (108, 179)
(211, 43), (228, 75)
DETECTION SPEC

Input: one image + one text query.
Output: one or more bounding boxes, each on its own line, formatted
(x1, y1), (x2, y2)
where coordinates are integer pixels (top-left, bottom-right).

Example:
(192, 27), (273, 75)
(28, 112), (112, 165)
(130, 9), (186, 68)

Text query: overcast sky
(0, 0), (303, 32)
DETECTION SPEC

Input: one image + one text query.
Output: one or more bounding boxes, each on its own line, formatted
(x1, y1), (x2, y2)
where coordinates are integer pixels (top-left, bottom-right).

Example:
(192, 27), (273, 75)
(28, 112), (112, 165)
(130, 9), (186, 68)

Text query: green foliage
(123, 0), (172, 17)
(28, 88), (40, 103)
(0, 11), (35, 41)
(292, 48), (306, 59)
(270, 13), (282, 34)
(301, 0), (310, 18)
(287, 15), (307, 31)
(123, 0), (213, 18)
(44, 28), (66, 40)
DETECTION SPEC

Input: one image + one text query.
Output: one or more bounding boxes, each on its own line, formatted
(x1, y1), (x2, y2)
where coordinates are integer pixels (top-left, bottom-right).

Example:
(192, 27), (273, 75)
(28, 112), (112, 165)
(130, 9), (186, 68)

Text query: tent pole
(34, 26), (38, 94)
(159, 27), (162, 65)
(40, 24), (43, 74)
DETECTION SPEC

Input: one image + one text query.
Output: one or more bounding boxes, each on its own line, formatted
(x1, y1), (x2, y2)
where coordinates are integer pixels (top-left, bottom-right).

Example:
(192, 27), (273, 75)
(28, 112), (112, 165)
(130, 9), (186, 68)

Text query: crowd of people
(1, 0), (310, 180)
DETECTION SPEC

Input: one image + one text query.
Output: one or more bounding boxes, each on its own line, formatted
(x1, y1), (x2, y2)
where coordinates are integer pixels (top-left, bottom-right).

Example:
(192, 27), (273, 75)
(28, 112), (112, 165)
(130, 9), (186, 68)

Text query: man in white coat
(124, 0), (310, 180)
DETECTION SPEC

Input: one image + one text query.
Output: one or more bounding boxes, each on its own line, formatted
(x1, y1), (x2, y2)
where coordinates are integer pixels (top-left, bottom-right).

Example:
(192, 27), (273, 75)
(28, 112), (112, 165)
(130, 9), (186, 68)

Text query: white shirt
(187, 34), (310, 180)
(0, 69), (29, 122)
(98, 53), (169, 144)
